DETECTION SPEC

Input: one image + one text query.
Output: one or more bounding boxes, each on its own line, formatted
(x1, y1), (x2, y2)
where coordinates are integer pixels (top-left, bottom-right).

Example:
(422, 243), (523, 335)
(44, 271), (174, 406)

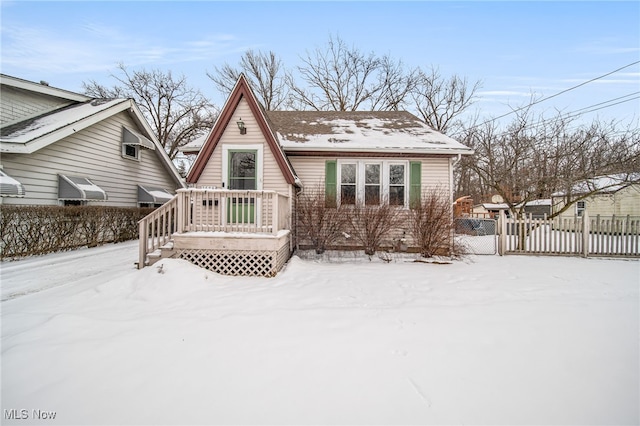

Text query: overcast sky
(2, 1), (638, 128)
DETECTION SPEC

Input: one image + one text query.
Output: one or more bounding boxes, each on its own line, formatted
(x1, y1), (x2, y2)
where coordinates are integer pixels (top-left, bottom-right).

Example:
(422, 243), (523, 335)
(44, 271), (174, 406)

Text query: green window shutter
(325, 160), (337, 207)
(409, 161), (422, 208)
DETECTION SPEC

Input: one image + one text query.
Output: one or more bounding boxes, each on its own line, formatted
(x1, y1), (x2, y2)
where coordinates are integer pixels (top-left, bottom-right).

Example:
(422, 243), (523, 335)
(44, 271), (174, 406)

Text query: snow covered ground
(1, 242), (638, 425)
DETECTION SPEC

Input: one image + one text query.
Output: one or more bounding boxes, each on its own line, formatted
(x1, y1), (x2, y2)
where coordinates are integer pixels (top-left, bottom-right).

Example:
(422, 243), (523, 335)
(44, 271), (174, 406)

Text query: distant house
(523, 199), (552, 218)
(472, 202), (510, 218)
(0, 74), (185, 207)
(139, 74), (473, 274)
(551, 174), (640, 219)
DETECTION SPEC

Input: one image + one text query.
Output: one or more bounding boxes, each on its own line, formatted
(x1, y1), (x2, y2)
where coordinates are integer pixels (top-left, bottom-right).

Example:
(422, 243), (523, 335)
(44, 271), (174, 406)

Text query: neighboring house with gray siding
(0, 74), (185, 206)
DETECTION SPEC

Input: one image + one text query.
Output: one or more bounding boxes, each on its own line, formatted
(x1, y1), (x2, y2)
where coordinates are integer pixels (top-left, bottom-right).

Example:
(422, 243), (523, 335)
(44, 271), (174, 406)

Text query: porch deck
(138, 188), (292, 276)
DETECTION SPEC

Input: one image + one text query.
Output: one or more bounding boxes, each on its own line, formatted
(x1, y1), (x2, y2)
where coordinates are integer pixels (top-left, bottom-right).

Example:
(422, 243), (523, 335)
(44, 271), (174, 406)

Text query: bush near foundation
(408, 188), (465, 258)
(296, 189), (347, 254)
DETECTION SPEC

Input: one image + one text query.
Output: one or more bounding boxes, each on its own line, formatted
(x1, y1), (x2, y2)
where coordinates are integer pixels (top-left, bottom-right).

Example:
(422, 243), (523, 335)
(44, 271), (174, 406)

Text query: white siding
(1, 111), (180, 206)
(1, 86), (74, 126)
(289, 155), (452, 195)
(290, 155), (454, 251)
(288, 157), (326, 191)
(422, 156), (452, 192)
(196, 99), (289, 193)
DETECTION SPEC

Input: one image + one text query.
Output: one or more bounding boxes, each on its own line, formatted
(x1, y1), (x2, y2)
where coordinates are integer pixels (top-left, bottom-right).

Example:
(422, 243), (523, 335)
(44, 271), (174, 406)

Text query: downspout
(293, 182), (304, 252)
(450, 154), (462, 204)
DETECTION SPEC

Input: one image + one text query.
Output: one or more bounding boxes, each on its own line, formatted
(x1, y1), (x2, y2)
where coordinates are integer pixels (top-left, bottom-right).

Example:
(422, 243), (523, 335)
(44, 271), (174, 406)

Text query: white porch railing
(138, 189), (290, 268)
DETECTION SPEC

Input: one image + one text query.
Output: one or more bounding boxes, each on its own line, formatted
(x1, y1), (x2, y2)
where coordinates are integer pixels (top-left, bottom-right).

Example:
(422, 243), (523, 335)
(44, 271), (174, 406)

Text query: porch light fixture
(237, 118), (246, 134)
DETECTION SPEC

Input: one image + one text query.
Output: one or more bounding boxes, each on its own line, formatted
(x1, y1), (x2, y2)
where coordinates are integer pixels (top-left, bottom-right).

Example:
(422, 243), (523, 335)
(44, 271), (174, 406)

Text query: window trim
(576, 200), (586, 217)
(122, 142), (140, 161)
(221, 144), (264, 190)
(336, 159), (409, 208)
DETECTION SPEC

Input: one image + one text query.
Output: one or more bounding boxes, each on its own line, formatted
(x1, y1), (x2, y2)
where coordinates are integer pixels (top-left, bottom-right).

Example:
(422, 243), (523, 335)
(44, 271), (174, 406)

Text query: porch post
(272, 192), (279, 235)
(177, 189), (186, 233)
(138, 219), (147, 269)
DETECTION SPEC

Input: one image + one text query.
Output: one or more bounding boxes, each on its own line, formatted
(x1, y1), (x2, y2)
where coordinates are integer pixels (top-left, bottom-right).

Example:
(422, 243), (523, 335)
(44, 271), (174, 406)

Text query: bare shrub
(409, 187), (464, 258)
(346, 202), (401, 255)
(296, 188), (347, 254)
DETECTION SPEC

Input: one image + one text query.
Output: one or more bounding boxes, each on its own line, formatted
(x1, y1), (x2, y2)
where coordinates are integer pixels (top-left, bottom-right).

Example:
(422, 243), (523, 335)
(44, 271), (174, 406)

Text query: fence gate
(455, 218), (497, 255)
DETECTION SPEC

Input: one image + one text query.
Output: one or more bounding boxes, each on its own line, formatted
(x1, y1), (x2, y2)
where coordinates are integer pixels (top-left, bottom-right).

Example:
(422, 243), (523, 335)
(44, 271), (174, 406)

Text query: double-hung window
(388, 164), (406, 206)
(340, 163), (357, 205)
(335, 160), (411, 208)
(364, 164), (381, 205)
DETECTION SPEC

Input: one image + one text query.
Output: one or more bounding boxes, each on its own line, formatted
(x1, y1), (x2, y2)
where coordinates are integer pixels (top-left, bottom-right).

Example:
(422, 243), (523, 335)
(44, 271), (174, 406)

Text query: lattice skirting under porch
(177, 244), (290, 277)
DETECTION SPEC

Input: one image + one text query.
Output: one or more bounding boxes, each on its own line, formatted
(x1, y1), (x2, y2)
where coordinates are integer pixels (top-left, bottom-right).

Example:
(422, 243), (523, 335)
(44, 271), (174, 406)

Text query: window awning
(123, 126), (155, 150)
(58, 175), (107, 201)
(0, 170), (26, 197)
(138, 185), (174, 204)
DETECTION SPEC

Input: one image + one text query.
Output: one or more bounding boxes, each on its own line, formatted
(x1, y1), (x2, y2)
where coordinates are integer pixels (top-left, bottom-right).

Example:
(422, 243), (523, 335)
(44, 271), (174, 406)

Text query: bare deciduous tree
(207, 50), (289, 111)
(411, 67), (482, 134)
(83, 64), (217, 159)
(287, 37), (404, 111)
(369, 55), (418, 111)
(456, 108), (640, 218)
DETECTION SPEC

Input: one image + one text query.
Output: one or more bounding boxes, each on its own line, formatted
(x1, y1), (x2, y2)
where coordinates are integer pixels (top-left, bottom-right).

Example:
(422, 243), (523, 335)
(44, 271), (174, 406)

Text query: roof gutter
(282, 146), (475, 156)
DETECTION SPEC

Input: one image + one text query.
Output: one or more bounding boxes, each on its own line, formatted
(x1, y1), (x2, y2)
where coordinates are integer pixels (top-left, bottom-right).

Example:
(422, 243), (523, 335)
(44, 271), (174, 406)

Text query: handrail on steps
(138, 188), (291, 269)
(137, 194), (179, 269)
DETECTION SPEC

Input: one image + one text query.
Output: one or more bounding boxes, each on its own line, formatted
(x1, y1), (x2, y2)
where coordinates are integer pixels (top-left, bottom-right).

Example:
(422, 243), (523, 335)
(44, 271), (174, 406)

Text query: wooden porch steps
(145, 240), (176, 266)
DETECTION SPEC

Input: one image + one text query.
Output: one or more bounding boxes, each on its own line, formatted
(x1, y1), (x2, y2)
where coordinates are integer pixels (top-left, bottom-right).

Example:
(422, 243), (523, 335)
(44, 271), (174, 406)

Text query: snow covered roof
(1, 99), (129, 152)
(0, 76), (186, 188)
(0, 73), (91, 103)
(179, 134), (208, 154)
(524, 199), (552, 206)
(478, 203), (510, 210)
(265, 111), (472, 155)
(552, 174), (640, 197)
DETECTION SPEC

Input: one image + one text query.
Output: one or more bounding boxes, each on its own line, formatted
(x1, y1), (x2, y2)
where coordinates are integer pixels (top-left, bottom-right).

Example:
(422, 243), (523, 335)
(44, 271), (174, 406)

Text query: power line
(465, 92), (640, 137)
(566, 92), (640, 116)
(525, 93), (640, 132)
(471, 60), (640, 130)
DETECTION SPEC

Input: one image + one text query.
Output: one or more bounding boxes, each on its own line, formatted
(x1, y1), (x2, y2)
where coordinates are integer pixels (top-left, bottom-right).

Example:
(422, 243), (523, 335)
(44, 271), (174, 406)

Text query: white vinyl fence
(497, 211), (640, 257)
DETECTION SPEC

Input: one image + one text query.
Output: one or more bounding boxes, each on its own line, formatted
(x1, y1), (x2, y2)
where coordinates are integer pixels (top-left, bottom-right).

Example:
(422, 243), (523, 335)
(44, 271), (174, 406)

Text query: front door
(227, 150), (256, 224)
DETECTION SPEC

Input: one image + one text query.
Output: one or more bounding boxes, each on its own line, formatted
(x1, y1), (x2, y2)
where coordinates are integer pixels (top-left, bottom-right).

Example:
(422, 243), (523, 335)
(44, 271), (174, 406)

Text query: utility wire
(517, 92), (640, 133)
(565, 92), (640, 116)
(466, 92), (640, 135)
(470, 60), (640, 130)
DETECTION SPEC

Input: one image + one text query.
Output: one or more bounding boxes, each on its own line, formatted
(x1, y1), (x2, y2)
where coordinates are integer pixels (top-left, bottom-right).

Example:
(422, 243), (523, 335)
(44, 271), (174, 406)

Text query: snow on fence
(498, 211), (640, 257)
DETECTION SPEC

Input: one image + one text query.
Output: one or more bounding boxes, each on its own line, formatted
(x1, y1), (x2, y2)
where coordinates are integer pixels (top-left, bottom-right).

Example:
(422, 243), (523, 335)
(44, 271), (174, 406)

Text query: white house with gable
(139, 74), (473, 275)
